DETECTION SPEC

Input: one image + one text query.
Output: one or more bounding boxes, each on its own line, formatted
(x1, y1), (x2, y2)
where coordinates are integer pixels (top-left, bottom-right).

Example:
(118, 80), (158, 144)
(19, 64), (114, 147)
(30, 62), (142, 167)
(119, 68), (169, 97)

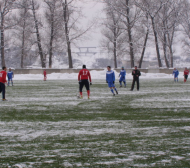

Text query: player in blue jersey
(106, 66), (118, 96)
(172, 68), (179, 82)
(119, 67), (126, 87)
(7, 68), (14, 86)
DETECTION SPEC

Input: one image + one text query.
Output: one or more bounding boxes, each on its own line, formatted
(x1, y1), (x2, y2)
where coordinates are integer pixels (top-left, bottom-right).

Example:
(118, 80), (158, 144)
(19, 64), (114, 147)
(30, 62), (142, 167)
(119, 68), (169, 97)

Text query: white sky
(77, 0), (105, 48)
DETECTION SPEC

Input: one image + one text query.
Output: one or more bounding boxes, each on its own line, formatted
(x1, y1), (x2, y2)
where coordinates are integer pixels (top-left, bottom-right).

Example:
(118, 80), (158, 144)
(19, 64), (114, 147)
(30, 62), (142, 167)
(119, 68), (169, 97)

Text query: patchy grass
(0, 79), (190, 167)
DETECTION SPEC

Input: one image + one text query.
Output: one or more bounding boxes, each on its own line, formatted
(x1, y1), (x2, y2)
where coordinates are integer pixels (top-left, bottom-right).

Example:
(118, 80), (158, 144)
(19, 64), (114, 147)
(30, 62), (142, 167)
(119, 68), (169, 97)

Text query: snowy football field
(1, 78), (190, 167)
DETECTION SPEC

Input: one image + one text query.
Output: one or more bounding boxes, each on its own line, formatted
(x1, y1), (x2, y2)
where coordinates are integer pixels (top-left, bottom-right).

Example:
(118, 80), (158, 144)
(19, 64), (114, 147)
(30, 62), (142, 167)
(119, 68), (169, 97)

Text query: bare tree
(156, 0), (182, 68)
(31, 0), (46, 68)
(179, 0), (190, 60)
(138, 12), (150, 68)
(104, 0), (143, 68)
(101, 1), (124, 68)
(13, 0), (34, 68)
(0, 0), (16, 67)
(44, 0), (63, 68)
(135, 0), (170, 68)
(61, 0), (98, 68)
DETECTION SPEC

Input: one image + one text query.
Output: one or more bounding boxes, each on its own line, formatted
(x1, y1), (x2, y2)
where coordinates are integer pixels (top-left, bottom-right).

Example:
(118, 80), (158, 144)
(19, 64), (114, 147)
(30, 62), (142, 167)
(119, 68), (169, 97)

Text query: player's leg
(123, 78), (126, 87)
(11, 78), (13, 86)
(108, 83), (115, 95)
(177, 77), (178, 82)
(137, 78), (139, 91)
(184, 75), (187, 83)
(8, 78), (10, 86)
(0, 83), (6, 100)
(119, 77), (122, 87)
(119, 80), (122, 87)
(84, 80), (90, 99)
(113, 84), (118, 94)
(79, 81), (84, 98)
(130, 78), (135, 91)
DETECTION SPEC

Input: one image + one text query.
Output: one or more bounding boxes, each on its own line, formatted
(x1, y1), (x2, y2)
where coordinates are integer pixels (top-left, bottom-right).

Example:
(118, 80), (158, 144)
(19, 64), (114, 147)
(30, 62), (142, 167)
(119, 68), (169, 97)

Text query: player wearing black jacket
(130, 66), (141, 91)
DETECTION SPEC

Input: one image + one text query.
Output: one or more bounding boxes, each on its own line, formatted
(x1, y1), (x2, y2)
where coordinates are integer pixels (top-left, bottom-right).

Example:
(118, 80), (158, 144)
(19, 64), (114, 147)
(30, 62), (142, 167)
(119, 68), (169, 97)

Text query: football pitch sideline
(0, 79), (190, 168)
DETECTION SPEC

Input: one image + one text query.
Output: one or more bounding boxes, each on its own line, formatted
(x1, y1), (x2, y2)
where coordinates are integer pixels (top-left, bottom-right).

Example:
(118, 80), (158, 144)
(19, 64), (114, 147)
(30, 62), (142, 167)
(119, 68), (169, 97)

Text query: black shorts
(79, 80), (90, 92)
(185, 75), (188, 80)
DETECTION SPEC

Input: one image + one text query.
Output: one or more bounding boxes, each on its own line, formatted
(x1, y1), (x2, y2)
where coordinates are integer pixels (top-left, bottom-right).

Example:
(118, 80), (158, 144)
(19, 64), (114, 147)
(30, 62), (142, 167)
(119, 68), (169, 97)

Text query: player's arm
(88, 71), (92, 84)
(3, 72), (7, 83)
(78, 71), (81, 82)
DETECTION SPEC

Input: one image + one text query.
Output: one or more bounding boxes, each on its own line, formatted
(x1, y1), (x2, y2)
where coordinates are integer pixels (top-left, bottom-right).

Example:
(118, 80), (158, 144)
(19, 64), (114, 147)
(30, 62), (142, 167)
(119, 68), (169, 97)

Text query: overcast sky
(76, 1), (105, 48)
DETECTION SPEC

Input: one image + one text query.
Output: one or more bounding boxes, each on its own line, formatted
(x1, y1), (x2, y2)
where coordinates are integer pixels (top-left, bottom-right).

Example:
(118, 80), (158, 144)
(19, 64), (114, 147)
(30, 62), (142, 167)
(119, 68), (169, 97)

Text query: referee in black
(130, 66), (141, 91)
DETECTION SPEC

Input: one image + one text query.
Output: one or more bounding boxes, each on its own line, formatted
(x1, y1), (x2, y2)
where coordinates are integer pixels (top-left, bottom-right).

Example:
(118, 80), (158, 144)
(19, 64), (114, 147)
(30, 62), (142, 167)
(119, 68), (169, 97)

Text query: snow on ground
(14, 69), (183, 80)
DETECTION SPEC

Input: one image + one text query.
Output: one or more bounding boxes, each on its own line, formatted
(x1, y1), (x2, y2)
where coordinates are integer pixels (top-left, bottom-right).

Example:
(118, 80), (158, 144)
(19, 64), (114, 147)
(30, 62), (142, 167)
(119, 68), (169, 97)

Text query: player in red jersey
(184, 67), (189, 83)
(43, 70), (47, 81)
(78, 65), (92, 99)
(0, 67), (7, 101)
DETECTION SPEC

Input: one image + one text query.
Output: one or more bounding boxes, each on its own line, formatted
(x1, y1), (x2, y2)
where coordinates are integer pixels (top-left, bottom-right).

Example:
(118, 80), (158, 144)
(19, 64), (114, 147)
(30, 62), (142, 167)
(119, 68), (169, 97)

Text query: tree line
(0, 0), (190, 69)
(101, 0), (190, 68)
(0, 0), (92, 68)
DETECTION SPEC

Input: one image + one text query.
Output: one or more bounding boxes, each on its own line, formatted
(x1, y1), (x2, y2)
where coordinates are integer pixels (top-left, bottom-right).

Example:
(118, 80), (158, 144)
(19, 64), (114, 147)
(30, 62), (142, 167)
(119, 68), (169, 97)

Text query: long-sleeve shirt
(7, 71), (14, 79)
(119, 70), (126, 78)
(184, 70), (189, 75)
(173, 70), (179, 77)
(132, 69), (141, 79)
(0, 70), (7, 83)
(106, 70), (115, 82)
(78, 68), (91, 82)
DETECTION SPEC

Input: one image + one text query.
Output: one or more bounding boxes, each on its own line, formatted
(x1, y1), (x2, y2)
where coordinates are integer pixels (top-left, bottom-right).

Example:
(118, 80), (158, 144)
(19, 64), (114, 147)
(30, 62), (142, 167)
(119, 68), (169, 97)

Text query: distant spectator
(0, 67), (7, 101)
(7, 68), (14, 86)
(184, 67), (189, 83)
(172, 68), (179, 82)
(119, 67), (126, 88)
(43, 70), (47, 81)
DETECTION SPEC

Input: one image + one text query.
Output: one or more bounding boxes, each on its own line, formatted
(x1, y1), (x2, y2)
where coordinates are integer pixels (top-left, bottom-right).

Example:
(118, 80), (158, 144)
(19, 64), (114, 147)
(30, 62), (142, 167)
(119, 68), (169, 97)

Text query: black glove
(90, 82), (92, 85)
(106, 81), (108, 83)
(79, 80), (81, 84)
(113, 81), (115, 84)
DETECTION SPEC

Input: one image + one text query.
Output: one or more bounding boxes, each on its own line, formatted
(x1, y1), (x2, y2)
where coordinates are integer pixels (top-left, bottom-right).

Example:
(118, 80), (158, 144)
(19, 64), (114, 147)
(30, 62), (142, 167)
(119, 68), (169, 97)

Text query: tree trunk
(21, 15), (26, 68)
(0, 15), (5, 67)
(163, 32), (169, 68)
(31, 0), (46, 68)
(169, 44), (173, 68)
(167, 28), (175, 68)
(21, 29), (25, 68)
(139, 29), (149, 68)
(126, 0), (134, 68)
(67, 41), (73, 68)
(63, 0), (73, 68)
(151, 17), (162, 67)
(49, 14), (54, 68)
(113, 38), (117, 68)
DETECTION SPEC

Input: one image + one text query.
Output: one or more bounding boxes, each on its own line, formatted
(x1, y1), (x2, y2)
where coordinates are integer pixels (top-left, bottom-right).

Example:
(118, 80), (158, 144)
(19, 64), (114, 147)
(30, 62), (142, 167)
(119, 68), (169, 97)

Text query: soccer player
(43, 70), (47, 81)
(78, 65), (92, 99)
(119, 66), (126, 87)
(7, 68), (14, 86)
(130, 66), (141, 91)
(106, 66), (118, 96)
(0, 67), (7, 101)
(184, 67), (189, 83)
(172, 68), (179, 82)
